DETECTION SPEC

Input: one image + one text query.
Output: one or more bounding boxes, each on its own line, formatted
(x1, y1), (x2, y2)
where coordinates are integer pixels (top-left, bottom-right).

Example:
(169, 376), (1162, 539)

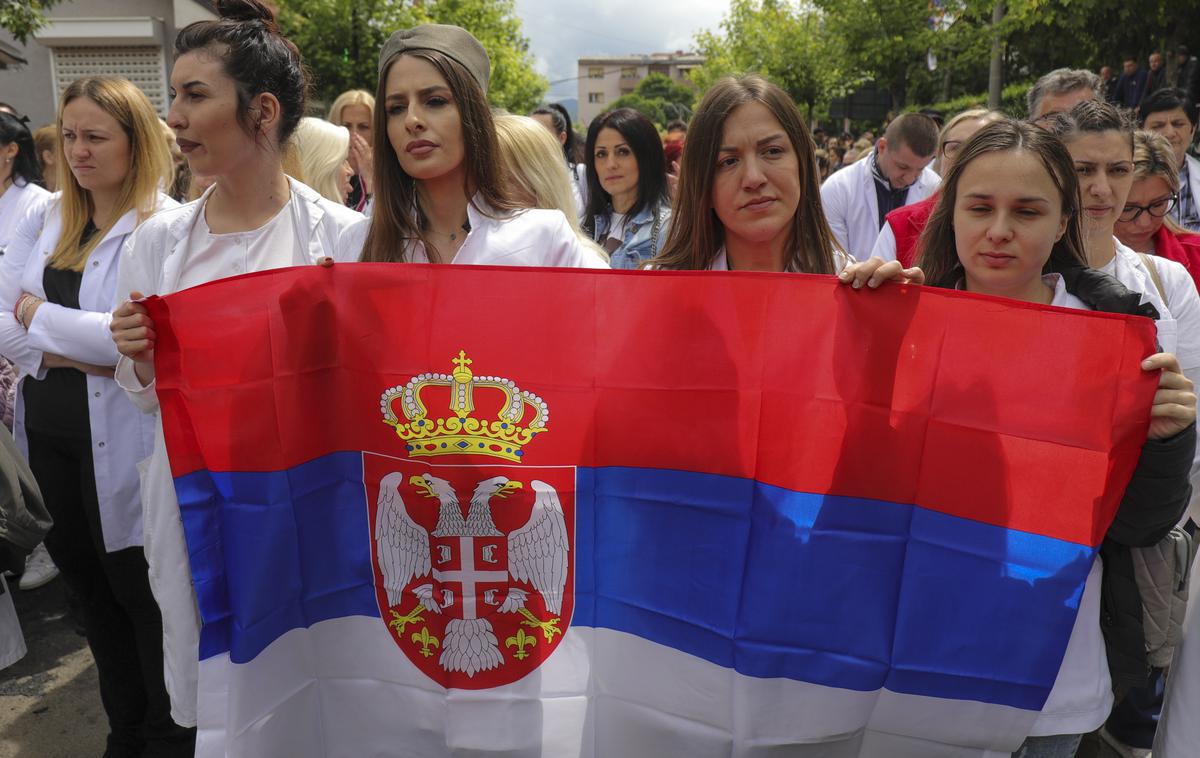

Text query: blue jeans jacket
(590, 201), (672, 270)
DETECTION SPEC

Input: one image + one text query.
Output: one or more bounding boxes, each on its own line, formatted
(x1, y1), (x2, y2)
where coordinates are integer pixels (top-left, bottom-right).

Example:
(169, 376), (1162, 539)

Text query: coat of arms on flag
(365, 350), (575, 689)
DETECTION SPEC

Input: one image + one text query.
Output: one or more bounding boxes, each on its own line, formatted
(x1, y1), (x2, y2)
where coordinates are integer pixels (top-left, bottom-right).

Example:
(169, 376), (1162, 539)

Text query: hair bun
(217, 0), (278, 29)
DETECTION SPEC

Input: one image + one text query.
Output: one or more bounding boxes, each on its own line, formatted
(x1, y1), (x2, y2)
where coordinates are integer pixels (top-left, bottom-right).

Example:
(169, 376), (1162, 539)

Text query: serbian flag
(147, 264), (1157, 758)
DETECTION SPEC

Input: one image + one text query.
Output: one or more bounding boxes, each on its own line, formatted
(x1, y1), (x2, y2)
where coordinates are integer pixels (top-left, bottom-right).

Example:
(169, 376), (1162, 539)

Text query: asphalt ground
(0, 576), (105, 758)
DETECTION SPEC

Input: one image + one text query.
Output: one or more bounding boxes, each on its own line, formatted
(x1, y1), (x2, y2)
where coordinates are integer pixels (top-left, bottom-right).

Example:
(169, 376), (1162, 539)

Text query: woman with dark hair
(1048, 97), (1200, 758)
(583, 107), (672, 268)
(0, 112), (49, 256)
(0, 75), (190, 758)
(531, 102), (586, 216)
(336, 24), (603, 268)
(108, 0), (362, 729)
(650, 75), (909, 288)
(916, 118), (1196, 758)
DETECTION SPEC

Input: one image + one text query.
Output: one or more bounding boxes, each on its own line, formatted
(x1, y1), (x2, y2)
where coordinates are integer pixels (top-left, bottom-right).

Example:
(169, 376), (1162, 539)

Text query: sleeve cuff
(115, 355), (159, 413)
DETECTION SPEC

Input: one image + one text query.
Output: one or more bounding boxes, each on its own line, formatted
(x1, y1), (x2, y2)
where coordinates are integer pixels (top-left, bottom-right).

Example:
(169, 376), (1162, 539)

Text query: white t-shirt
(605, 211), (628, 249)
(179, 195), (299, 289)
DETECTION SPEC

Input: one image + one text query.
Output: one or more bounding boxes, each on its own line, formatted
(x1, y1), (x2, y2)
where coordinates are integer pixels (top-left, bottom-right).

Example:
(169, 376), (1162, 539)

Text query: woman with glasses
(869, 109), (1003, 265)
(1115, 131), (1200, 288)
(1139, 88), (1200, 232)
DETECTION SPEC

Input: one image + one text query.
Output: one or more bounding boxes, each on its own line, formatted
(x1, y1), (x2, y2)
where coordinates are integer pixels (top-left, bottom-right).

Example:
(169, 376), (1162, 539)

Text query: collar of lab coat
(164, 176), (330, 248)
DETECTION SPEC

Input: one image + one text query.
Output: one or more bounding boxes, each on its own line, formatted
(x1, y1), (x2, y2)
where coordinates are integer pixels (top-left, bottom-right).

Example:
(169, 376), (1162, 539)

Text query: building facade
(576, 52), (704, 127)
(0, 0), (218, 128)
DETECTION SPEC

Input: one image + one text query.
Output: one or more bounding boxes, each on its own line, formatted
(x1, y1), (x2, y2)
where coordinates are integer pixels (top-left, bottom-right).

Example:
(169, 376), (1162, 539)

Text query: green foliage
(690, 0), (847, 119)
(0, 0), (61, 44)
(276, 0), (546, 113)
(910, 81), (1034, 120)
(610, 73), (695, 129)
(811, 0), (933, 110)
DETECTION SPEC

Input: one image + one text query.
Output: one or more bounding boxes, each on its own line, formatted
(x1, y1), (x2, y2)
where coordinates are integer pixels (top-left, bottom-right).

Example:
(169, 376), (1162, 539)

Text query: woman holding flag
(914, 117), (1195, 757)
(649, 74), (913, 289)
(336, 24), (605, 268)
(108, 0), (361, 733)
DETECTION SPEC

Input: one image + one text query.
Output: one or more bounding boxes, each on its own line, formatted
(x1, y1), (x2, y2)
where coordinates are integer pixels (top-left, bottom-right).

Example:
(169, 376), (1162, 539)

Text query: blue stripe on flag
(175, 452), (1094, 711)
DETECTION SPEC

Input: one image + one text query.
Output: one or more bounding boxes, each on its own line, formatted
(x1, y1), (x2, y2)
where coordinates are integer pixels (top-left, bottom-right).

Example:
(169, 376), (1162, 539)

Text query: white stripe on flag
(195, 617), (1031, 758)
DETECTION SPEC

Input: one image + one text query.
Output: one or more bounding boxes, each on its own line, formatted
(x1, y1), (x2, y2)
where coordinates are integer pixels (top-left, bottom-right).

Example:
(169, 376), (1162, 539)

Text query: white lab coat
(0, 193), (175, 553)
(334, 196), (609, 268)
(819, 155), (939, 262)
(0, 180), (50, 255)
(114, 178), (363, 728)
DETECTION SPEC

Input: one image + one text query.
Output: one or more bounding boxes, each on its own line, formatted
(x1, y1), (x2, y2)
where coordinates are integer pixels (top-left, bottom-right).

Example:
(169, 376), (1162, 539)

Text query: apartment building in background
(576, 51), (704, 126)
(0, 0), (219, 127)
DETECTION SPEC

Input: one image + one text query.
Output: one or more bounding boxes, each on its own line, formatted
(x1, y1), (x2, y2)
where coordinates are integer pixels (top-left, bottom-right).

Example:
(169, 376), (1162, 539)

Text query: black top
(22, 223), (94, 439)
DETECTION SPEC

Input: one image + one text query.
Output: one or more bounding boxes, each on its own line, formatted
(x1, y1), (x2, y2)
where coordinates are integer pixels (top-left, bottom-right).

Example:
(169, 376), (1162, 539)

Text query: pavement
(0, 577), (106, 758)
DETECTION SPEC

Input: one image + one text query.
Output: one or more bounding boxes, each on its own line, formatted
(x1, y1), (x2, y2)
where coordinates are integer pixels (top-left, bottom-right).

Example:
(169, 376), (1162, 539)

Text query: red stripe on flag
(147, 264), (1156, 547)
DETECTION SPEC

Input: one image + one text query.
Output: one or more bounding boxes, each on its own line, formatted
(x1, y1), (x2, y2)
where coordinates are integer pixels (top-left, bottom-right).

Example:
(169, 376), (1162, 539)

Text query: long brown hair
(916, 118), (1088, 287)
(650, 75), (841, 273)
(50, 77), (171, 272)
(360, 50), (517, 263)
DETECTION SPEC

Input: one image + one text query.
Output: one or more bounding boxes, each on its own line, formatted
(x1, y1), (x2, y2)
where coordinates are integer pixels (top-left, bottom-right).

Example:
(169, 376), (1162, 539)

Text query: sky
(512, 0), (731, 103)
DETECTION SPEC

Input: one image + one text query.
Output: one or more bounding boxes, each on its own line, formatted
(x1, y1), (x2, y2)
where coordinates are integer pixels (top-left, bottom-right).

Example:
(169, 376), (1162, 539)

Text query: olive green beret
(378, 24), (490, 94)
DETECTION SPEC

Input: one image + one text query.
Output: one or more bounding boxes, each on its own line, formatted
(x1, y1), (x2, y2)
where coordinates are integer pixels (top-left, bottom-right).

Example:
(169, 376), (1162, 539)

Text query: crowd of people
(0, 0), (1197, 756)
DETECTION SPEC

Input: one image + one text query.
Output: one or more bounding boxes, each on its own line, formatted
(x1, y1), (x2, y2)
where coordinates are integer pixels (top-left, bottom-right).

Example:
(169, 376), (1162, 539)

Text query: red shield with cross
(364, 453), (576, 690)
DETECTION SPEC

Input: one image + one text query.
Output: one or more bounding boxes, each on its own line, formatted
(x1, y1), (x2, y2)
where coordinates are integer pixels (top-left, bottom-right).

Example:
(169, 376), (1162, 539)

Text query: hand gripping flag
(146, 264), (1158, 758)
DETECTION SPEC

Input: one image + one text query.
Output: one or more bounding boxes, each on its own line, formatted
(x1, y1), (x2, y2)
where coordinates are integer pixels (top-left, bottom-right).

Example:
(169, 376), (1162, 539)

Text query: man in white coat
(819, 113), (940, 261)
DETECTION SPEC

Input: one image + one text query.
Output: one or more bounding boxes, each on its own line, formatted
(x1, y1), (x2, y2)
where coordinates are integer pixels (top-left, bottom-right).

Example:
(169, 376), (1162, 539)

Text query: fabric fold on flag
(147, 264), (1157, 757)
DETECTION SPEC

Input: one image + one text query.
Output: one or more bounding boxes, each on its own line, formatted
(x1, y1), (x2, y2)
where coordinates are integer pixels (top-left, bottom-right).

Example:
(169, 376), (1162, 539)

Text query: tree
(1, 0), (62, 44)
(609, 73), (695, 129)
(691, 0), (846, 121)
(812, 0), (934, 111)
(276, 0), (547, 113)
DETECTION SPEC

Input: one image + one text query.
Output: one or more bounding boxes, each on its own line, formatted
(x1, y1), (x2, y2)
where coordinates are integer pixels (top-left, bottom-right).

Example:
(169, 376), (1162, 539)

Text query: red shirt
(1153, 225), (1200, 292)
(884, 193), (938, 267)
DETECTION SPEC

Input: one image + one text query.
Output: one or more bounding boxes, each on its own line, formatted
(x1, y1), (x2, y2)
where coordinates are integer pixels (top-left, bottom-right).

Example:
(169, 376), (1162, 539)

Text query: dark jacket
(1115, 68), (1149, 108)
(1059, 264), (1196, 695)
(1177, 57), (1200, 104)
(1146, 66), (1168, 96)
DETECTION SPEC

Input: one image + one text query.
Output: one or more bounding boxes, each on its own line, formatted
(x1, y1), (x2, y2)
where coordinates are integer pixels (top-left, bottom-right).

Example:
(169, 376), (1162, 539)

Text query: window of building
(621, 67), (637, 79)
(588, 92), (605, 104)
(588, 67), (604, 79)
(51, 46), (168, 114)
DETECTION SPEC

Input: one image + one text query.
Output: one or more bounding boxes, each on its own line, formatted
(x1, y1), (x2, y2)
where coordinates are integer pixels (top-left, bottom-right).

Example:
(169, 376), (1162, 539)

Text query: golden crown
(380, 350), (548, 462)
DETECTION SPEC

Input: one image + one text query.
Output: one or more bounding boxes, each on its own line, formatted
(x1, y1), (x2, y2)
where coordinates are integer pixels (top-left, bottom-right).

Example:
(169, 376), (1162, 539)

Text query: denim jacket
(590, 200), (672, 269)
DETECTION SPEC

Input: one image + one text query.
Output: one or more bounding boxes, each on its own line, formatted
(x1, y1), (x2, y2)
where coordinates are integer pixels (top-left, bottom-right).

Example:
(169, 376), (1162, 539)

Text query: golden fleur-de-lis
(505, 628), (536, 660)
(411, 626), (440, 658)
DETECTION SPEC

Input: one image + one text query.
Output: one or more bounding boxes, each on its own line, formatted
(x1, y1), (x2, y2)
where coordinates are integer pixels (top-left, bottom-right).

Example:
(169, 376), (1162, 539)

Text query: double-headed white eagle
(375, 472), (569, 676)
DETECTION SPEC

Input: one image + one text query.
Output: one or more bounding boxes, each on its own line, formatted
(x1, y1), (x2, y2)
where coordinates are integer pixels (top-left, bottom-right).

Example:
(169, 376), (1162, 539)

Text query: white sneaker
(18, 543), (58, 590)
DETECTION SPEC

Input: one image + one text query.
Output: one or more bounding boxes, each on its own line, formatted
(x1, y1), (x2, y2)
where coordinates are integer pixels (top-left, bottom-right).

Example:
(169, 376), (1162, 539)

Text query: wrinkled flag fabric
(145, 264), (1158, 758)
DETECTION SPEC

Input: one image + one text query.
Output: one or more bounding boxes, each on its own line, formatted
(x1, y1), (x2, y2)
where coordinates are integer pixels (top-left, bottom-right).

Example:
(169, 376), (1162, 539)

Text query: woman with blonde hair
(0, 75), (193, 756)
(327, 88), (374, 210)
(1114, 130), (1200, 288)
(32, 124), (57, 192)
(494, 113), (606, 260)
(294, 116), (354, 204)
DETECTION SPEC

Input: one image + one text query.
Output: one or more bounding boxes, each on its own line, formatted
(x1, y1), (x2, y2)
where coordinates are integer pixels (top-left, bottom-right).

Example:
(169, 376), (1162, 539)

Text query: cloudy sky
(512, 0), (731, 103)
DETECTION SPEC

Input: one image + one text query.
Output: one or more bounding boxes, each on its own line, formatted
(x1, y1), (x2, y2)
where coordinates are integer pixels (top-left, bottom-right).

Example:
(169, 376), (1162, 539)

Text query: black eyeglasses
(1118, 194), (1178, 222)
